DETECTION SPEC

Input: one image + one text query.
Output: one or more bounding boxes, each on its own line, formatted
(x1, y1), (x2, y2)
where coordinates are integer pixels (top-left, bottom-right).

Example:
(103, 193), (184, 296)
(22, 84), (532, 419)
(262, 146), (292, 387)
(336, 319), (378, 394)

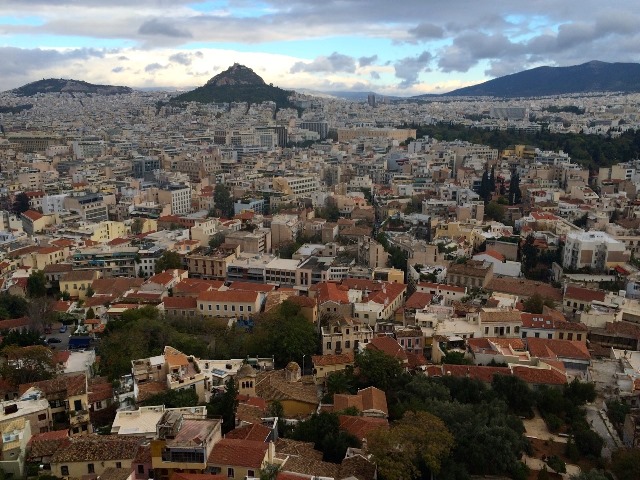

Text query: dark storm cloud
(290, 52), (356, 73)
(0, 46), (104, 75)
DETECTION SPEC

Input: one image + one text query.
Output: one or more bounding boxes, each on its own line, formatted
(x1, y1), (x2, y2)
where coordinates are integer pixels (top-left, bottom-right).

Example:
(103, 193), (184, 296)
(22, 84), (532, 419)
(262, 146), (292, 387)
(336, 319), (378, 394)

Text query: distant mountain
(12, 78), (132, 96)
(412, 61), (640, 98)
(173, 63), (296, 108)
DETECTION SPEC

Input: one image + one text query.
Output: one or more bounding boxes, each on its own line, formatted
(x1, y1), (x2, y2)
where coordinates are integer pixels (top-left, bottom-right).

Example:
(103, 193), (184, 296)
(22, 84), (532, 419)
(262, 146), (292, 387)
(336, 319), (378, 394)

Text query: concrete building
(562, 231), (629, 272)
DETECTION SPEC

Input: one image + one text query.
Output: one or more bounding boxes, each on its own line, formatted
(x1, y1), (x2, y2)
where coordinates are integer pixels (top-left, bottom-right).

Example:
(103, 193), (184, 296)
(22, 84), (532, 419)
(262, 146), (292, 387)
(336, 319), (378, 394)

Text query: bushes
(574, 428), (604, 457)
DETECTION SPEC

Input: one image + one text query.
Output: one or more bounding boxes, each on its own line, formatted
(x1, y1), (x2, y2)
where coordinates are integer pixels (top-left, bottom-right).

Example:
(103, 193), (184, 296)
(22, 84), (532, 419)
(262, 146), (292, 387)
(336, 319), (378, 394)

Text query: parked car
(59, 325), (67, 333)
(46, 337), (62, 344)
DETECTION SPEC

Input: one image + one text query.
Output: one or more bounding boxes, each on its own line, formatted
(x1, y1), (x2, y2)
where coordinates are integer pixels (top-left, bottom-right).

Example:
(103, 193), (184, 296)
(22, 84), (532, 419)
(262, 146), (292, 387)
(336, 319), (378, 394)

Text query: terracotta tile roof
(357, 386), (388, 415)
(487, 277), (563, 301)
(404, 291), (433, 310)
(0, 316), (30, 331)
(133, 443), (151, 464)
(50, 435), (144, 463)
(286, 295), (316, 308)
(164, 346), (189, 367)
(198, 289), (259, 303)
(237, 394), (268, 411)
(564, 285), (606, 303)
(207, 438), (268, 469)
(225, 423), (271, 442)
(92, 278), (144, 296)
(526, 337), (591, 361)
(311, 352), (354, 367)
(136, 381), (168, 403)
(43, 263), (74, 274)
(480, 249), (506, 261)
(163, 296), (198, 309)
(255, 370), (319, 407)
(22, 209), (43, 221)
(174, 278), (224, 296)
(27, 429), (70, 460)
(88, 377), (113, 403)
(313, 282), (350, 305)
(441, 364), (511, 383)
(604, 321), (640, 339)
(61, 270), (98, 282)
(19, 373), (86, 397)
(367, 336), (408, 363)
(338, 415), (388, 441)
(511, 365), (567, 385)
(480, 309), (523, 323)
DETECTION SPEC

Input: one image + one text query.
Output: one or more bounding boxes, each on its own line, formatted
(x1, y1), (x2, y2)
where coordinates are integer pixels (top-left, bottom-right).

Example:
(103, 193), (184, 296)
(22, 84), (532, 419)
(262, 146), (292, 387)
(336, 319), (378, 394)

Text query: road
(44, 322), (71, 351)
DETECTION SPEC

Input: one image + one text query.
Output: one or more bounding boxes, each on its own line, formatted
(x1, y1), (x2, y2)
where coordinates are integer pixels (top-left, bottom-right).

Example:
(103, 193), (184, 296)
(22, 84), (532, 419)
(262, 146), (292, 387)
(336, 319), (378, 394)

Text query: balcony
(69, 409), (90, 426)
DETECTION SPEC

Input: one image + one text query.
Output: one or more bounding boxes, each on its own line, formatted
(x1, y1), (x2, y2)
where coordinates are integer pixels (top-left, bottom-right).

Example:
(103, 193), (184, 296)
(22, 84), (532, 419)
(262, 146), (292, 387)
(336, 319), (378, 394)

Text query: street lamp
(302, 354), (306, 376)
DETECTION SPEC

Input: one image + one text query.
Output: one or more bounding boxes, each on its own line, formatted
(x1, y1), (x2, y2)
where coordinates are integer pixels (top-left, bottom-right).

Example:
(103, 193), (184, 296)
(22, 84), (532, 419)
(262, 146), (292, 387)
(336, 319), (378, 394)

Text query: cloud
(370, 71), (380, 80)
(358, 55), (378, 67)
(144, 62), (166, 72)
(111, 66), (125, 73)
(169, 52), (193, 65)
(407, 22), (444, 41)
(290, 52), (356, 73)
(138, 18), (191, 38)
(0, 46), (103, 76)
(394, 51), (432, 87)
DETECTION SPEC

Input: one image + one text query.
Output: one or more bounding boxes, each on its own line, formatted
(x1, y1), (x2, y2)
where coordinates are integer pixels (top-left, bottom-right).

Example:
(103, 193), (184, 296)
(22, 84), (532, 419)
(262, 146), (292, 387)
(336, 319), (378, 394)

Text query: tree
(27, 297), (55, 333)
(27, 270), (47, 298)
(569, 470), (608, 480)
(368, 411), (454, 480)
(574, 428), (603, 457)
(355, 348), (405, 392)
(522, 293), (544, 314)
(86, 308), (95, 320)
(485, 201), (505, 222)
(291, 412), (360, 463)
(131, 218), (144, 235)
(442, 351), (472, 365)
(520, 235), (538, 274)
(140, 388), (199, 408)
(508, 170), (521, 205)
(12, 192), (31, 215)
(154, 251), (182, 273)
(610, 449), (640, 480)
(492, 374), (534, 417)
(209, 232), (226, 249)
(214, 184), (235, 219)
(249, 301), (317, 367)
(0, 293), (28, 319)
(545, 455), (566, 474)
(86, 286), (95, 298)
(208, 377), (239, 434)
(0, 345), (55, 385)
(0, 329), (45, 350)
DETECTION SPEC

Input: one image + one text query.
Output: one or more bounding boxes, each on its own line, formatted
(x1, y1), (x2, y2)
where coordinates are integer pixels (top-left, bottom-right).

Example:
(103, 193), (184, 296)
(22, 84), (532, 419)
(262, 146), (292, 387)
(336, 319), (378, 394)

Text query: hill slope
(12, 78), (132, 96)
(173, 63), (295, 108)
(422, 61), (640, 98)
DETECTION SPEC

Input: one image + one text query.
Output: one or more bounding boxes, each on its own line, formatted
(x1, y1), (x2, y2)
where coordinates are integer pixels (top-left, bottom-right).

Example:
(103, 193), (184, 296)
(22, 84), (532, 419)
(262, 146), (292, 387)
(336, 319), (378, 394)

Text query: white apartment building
(563, 231), (629, 272)
(158, 185), (191, 215)
(272, 176), (319, 196)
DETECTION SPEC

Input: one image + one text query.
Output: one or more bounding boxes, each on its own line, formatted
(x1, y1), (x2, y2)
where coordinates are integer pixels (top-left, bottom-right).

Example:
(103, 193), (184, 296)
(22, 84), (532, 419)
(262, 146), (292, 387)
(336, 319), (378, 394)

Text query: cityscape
(2, 3), (640, 480)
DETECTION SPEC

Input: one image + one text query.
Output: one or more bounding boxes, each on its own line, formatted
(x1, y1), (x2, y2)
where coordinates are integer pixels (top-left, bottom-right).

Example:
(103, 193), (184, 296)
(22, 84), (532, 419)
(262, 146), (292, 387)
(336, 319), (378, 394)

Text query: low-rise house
(59, 270), (102, 300)
(333, 386), (388, 418)
(207, 439), (273, 480)
(50, 434), (145, 478)
(197, 290), (261, 320)
(446, 260), (493, 288)
(255, 363), (318, 417)
(563, 285), (607, 313)
(0, 416), (31, 477)
(26, 429), (70, 471)
(525, 337), (591, 375)
(311, 353), (355, 385)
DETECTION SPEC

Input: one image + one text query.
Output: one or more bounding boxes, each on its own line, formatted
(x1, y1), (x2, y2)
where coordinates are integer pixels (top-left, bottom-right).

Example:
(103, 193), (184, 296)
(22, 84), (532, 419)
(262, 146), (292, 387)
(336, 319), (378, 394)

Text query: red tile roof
(207, 438), (268, 469)
(526, 337), (591, 361)
(225, 423), (271, 442)
(313, 282), (350, 305)
(404, 291), (433, 310)
(198, 289), (259, 303)
(163, 296), (198, 309)
(338, 415), (388, 440)
(511, 365), (567, 385)
(311, 352), (354, 367)
(564, 285), (606, 303)
(367, 336), (408, 363)
(22, 210), (43, 221)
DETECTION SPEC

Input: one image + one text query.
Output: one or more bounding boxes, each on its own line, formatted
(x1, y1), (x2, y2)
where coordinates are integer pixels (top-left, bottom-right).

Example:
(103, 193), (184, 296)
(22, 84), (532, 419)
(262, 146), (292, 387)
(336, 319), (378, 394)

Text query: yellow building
(208, 439), (275, 480)
(90, 221), (128, 242)
(51, 435), (143, 478)
(59, 270), (102, 300)
(255, 363), (319, 417)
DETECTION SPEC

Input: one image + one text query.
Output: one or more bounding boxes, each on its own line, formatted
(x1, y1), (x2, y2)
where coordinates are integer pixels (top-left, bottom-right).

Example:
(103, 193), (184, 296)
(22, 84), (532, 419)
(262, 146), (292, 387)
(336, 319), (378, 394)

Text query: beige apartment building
(186, 244), (239, 280)
(336, 127), (417, 142)
(197, 290), (261, 319)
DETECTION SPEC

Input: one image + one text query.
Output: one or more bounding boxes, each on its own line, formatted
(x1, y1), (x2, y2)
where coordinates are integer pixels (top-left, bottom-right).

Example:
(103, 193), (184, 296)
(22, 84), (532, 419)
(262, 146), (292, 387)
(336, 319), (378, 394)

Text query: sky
(1, 1), (640, 96)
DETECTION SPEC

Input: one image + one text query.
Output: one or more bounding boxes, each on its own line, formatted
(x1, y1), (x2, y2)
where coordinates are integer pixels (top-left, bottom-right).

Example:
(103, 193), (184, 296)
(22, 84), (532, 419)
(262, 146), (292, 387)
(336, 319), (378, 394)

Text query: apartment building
(321, 317), (374, 355)
(562, 231), (629, 272)
(272, 176), (319, 196)
(186, 244), (239, 280)
(64, 193), (109, 223)
(158, 184), (191, 215)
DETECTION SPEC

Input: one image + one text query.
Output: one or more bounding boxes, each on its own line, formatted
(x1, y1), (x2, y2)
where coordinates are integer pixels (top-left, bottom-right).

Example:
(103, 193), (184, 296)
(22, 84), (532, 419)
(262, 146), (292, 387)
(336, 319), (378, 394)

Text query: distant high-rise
(367, 93), (376, 107)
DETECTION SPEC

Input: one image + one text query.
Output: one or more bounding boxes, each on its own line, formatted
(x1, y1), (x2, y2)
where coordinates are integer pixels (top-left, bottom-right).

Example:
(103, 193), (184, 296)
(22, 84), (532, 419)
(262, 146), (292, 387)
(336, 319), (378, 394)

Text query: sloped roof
(50, 435), (144, 462)
(207, 438), (268, 469)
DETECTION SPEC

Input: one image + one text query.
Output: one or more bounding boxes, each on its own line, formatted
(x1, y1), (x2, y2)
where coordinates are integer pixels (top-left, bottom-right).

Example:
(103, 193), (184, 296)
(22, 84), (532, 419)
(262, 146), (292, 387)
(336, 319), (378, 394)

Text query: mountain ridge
(416, 61), (640, 98)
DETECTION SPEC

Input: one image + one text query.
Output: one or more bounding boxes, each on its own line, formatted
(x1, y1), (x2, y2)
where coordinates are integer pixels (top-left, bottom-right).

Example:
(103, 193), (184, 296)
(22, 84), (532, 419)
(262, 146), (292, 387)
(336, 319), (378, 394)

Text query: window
(227, 468), (235, 478)
(548, 334), (553, 339)
(345, 341), (350, 348)
(137, 465), (145, 474)
(61, 466), (69, 476)
(116, 462), (122, 469)
(38, 413), (47, 421)
(522, 332), (527, 338)
(96, 401), (102, 409)
(514, 326), (520, 333)
(248, 470), (255, 478)
(248, 306), (252, 312)
(494, 327), (499, 334)
(88, 464), (95, 474)
(72, 427), (79, 434)
(568, 333), (573, 340)
(577, 334), (582, 341)
(326, 342), (331, 350)
(484, 327), (489, 334)
(559, 332), (564, 339)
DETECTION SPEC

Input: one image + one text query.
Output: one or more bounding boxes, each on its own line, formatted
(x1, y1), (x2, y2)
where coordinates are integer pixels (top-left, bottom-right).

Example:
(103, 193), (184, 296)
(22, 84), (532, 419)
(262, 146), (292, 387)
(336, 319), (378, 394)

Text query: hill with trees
(11, 78), (132, 96)
(172, 63), (296, 108)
